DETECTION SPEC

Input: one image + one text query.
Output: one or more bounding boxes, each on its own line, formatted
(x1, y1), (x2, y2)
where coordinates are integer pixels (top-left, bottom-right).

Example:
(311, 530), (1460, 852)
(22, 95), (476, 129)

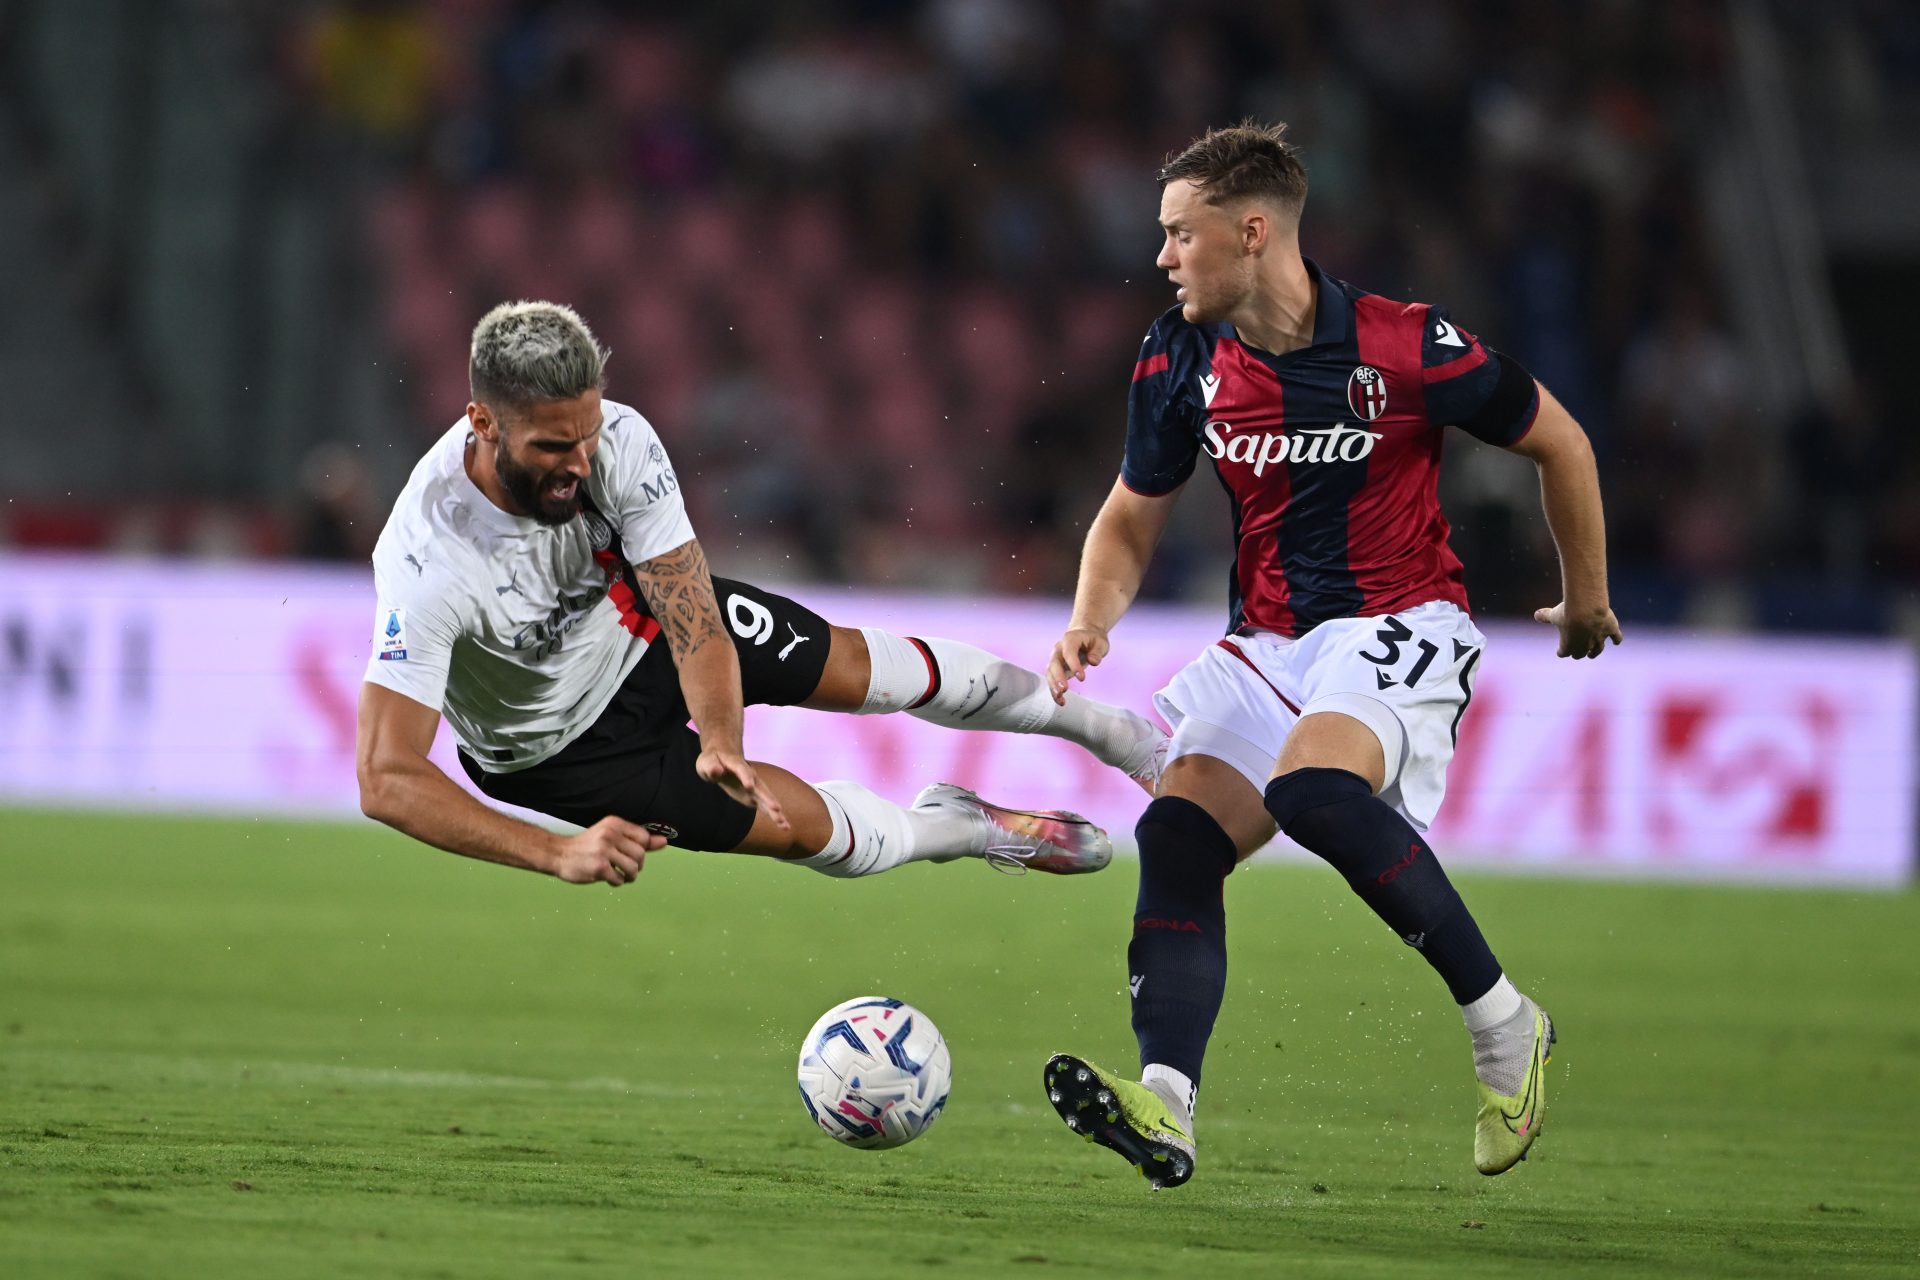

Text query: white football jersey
(364, 399), (695, 772)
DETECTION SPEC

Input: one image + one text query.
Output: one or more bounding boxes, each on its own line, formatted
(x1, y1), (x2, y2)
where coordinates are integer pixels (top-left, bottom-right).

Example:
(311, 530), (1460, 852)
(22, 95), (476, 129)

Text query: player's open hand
(696, 749), (789, 830)
(1533, 601), (1623, 659)
(1046, 626), (1111, 705)
(551, 815), (665, 887)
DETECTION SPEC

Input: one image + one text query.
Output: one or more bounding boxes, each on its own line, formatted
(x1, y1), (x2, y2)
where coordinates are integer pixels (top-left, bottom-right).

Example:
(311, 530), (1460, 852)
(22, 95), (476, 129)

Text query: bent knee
(1263, 766), (1373, 842)
(1274, 709), (1391, 791)
(1155, 754), (1275, 856)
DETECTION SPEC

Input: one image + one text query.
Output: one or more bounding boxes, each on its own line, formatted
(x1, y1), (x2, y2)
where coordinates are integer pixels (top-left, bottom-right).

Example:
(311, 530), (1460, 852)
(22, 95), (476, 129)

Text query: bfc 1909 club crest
(1347, 365), (1388, 421)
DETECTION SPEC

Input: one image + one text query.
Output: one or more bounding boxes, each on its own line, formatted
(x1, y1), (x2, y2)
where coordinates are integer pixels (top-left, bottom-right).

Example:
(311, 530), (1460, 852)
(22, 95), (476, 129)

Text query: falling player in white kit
(356, 301), (1166, 889)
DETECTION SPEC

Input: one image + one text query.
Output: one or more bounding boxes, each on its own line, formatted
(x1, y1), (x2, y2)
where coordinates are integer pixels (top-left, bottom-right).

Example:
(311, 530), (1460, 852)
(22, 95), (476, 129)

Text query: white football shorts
(1152, 600), (1487, 831)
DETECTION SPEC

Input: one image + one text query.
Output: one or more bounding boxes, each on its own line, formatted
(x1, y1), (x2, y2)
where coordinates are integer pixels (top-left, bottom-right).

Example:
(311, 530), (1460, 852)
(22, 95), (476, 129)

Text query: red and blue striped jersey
(1122, 259), (1539, 638)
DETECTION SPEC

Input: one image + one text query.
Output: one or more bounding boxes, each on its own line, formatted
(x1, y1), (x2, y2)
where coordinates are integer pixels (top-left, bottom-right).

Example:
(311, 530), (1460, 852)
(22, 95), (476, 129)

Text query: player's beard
(495, 447), (584, 526)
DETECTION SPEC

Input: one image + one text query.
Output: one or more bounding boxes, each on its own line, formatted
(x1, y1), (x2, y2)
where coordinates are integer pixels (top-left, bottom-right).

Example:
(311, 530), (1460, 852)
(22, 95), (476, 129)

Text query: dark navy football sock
(1265, 767), (1501, 1005)
(1128, 796), (1238, 1087)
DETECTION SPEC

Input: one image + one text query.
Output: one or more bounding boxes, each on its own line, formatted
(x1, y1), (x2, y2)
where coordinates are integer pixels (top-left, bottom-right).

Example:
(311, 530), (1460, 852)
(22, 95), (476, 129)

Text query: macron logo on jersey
(1433, 318), (1466, 347)
(1198, 372), (1221, 408)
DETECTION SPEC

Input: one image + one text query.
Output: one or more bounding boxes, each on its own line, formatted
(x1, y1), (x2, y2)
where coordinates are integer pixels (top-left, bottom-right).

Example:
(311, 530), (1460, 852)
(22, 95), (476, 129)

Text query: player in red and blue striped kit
(1125, 259), (1535, 635)
(1039, 122), (1622, 1187)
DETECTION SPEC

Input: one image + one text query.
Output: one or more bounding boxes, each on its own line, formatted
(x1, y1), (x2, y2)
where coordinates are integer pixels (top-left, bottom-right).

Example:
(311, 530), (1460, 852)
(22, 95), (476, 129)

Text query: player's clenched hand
(1047, 626), (1111, 704)
(696, 749), (789, 831)
(1533, 601), (1623, 660)
(551, 815), (663, 886)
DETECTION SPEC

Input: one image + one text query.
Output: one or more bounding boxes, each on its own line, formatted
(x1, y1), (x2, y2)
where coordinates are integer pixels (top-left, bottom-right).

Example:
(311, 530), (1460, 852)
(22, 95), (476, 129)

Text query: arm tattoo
(634, 539), (728, 662)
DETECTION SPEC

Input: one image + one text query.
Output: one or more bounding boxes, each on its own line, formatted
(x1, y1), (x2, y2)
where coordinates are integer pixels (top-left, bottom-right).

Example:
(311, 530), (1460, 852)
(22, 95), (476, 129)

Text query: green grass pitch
(3, 809), (1917, 1278)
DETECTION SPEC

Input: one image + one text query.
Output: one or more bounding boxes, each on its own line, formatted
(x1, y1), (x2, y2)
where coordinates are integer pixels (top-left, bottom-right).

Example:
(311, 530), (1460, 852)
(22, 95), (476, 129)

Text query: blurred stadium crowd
(6, 0), (1919, 633)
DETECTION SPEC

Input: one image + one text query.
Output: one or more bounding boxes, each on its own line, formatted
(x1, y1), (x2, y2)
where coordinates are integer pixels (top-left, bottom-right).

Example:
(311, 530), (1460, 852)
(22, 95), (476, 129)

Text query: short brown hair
(1157, 120), (1308, 213)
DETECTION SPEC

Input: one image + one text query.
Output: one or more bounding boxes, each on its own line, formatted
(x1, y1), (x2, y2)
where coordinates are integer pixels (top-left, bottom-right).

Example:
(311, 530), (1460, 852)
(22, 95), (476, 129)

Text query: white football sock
(855, 628), (941, 715)
(855, 628), (1159, 773)
(1460, 974), (1522, 1033)
(794, 780), (980, 878)
(1464, 977), (1536, 1096)
(1142, 1063), (1196, 1126)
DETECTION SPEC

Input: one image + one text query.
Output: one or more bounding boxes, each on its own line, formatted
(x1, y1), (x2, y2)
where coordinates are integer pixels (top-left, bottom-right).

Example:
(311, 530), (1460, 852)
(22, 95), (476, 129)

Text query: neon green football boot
(1473, 1005), (1556, 1175)
(1043, 1054), (1195, 1190)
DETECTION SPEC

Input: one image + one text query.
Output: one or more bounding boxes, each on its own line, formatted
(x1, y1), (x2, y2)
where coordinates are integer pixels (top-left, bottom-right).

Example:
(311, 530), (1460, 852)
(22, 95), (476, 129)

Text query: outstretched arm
(1506, 384), (1622, 659)
(631, 537), (787, 827)
(355, 681), (664, 883)
(1048, 478), (1180, 702)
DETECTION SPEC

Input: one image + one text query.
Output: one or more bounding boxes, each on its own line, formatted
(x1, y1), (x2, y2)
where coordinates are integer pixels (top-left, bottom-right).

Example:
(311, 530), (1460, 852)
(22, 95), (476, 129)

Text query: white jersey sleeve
(363, 552), (465, 712)
(594, 406), (696, 565)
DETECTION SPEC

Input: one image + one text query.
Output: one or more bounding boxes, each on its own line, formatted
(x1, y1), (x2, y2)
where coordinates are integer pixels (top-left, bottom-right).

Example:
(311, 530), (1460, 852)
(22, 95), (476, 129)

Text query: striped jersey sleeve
(1120, 309), (1208, 496)
(1419, 306), (1539, 446)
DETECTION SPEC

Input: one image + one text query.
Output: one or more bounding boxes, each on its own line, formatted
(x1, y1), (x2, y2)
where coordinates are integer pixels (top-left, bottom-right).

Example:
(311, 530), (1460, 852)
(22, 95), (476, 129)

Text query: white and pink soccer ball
(797, 997), (951, 1149)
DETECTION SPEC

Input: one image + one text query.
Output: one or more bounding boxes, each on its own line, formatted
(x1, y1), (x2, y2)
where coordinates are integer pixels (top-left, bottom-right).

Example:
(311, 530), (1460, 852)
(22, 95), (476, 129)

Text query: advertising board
(1, 554), (1911, 885)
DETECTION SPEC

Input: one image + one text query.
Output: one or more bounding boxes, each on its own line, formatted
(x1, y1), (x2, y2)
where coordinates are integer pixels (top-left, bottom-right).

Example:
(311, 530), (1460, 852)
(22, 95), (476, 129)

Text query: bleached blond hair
(469, 300), (610, 413)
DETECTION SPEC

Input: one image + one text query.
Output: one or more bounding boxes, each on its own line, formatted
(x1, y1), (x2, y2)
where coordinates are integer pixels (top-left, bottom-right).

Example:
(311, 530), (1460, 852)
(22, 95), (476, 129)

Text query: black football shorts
(460, 577), (834, 852)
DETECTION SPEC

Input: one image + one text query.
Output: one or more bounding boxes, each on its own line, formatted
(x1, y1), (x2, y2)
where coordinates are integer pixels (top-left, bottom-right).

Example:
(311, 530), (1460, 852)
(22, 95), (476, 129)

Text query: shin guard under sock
(1265, 767), (1501, 1004)
(1128, 796), (1238, 1086)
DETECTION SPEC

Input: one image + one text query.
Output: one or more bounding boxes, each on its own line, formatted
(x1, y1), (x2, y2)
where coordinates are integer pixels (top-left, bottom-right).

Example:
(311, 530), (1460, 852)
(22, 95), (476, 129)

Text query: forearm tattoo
(635, 539), (728, 662)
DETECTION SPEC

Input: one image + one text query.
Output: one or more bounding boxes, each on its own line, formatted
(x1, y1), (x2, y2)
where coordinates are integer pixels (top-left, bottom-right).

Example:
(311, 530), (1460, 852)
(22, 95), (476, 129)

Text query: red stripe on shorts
(1215, 639), (1301, 715)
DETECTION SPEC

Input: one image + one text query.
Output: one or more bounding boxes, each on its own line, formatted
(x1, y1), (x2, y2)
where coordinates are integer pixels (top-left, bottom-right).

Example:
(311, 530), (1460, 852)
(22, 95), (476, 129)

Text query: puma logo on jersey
(496, 568), (526, 598)
(778, 624), (811, 661)
(404, 553), (427, 576)
(1433, 318), (1465, 347)
(1198, 372), (1221, 408)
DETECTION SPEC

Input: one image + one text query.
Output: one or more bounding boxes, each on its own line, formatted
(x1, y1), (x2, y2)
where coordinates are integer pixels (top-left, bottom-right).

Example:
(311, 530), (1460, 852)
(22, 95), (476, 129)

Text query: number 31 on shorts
(1358, 617), (1477, 690)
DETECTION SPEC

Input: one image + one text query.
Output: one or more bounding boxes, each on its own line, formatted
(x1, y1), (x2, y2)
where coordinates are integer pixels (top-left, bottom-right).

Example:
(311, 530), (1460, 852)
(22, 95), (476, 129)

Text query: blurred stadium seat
(1, 0), (1916, 631)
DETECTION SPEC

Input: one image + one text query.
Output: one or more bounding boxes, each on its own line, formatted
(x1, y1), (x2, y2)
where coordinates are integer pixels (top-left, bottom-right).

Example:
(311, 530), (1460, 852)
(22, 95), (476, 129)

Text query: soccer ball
(797, 996), (952, 1149)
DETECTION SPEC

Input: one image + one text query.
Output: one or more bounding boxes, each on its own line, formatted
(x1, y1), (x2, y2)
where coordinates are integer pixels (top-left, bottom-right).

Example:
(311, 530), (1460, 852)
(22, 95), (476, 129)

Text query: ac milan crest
(1347, 365), (1388, 421)
(582, 509), (615, 552)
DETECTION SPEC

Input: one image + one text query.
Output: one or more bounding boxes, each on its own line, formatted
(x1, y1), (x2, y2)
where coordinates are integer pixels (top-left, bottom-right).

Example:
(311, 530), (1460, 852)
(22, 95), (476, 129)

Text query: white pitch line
(5, 1049), (703, 1098)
